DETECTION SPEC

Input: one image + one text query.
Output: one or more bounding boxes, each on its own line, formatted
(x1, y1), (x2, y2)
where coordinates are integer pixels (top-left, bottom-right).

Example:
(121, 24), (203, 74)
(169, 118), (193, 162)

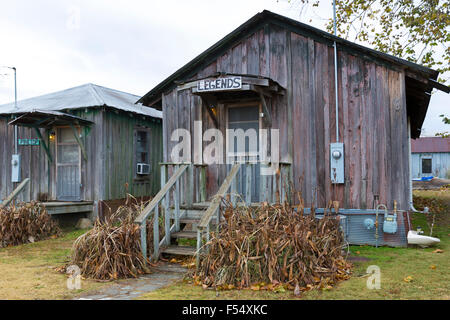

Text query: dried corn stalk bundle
(196, 202), (352, 291)
(70, 196), (159, 280)
(0, 202), (61, 247)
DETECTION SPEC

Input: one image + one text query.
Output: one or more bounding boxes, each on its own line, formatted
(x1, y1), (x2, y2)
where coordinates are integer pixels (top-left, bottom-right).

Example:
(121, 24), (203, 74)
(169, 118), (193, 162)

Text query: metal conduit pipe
(333, 0), (339, 142)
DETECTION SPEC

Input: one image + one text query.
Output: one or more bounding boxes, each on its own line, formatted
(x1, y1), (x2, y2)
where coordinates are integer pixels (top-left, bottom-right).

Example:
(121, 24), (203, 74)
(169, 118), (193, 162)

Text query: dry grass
(0, 202), (60, 247)
(70, 196), (157, 280)
(196, 201), (351, 292)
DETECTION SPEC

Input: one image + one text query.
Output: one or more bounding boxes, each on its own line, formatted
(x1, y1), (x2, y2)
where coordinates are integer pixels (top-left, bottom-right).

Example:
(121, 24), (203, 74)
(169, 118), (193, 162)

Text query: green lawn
(0, 229), (107, 300)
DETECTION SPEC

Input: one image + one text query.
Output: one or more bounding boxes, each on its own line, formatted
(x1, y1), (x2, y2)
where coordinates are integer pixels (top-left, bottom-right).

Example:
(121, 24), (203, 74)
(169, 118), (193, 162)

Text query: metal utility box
(11, 154), (21, 182)
(330, 142), (344, 184)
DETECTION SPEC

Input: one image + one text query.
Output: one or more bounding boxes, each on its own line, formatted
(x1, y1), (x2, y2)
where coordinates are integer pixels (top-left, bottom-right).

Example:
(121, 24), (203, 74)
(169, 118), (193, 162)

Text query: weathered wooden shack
(0, 83), (162, 218)
(134, 10), (448, 256)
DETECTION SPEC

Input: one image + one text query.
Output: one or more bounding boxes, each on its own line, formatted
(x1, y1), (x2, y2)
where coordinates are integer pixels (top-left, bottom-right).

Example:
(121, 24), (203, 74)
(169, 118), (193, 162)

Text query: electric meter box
(11, 154), (21, 183)
(330, 142), (344, 184)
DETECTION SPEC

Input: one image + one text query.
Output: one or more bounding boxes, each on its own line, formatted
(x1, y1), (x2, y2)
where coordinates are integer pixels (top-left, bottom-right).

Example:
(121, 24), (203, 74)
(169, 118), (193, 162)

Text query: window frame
(421, 155), (433, 175)
(133, 127), (151, 181)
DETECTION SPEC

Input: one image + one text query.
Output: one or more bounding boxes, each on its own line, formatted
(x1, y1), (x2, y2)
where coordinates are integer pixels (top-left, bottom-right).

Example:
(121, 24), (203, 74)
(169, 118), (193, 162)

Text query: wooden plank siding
(0, 118), (49, 202)
(160, 23), (411, 210)
(0, 109), (163, 209)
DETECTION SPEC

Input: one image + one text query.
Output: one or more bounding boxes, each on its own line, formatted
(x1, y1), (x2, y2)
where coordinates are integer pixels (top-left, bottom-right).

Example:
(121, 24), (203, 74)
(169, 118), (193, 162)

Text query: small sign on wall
(197, 76), (242, 92)
(18, 138), (40, 146)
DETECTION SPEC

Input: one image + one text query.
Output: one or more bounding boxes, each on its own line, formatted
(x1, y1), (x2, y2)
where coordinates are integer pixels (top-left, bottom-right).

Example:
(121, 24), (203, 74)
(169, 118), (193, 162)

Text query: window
(135, 128), (150, 177)
(421, 158), (432, 175)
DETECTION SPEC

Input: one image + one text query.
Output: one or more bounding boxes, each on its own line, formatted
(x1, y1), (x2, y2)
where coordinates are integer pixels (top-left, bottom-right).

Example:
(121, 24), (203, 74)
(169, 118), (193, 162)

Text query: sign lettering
(18, 138), (40, 146)
(197, 76), (242, 92)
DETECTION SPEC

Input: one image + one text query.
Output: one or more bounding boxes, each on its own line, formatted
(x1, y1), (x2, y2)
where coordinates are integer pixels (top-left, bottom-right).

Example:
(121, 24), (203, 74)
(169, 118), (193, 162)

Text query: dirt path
(76, 262), (188, 300)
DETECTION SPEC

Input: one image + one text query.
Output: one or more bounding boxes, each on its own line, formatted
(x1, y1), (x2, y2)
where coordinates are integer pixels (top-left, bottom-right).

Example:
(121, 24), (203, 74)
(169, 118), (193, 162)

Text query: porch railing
(134, 162), (207, 261)
(0, 178), (30, 209)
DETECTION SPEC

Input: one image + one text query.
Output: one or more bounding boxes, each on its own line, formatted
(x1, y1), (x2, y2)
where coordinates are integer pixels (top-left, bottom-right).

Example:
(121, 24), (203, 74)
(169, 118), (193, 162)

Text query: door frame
(55, 126), (82, 201)
(225, 102), (262, 202)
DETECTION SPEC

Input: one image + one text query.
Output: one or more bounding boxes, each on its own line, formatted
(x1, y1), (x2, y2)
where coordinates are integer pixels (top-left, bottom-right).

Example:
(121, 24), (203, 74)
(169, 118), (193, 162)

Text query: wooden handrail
(0, 178), (30, 209)
(198, 163), (240, 229)
(134, 164), (189, 224)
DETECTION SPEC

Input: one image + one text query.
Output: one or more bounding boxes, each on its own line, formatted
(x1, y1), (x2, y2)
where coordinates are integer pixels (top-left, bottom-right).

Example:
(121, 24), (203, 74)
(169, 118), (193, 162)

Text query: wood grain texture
(159, 23), (411, 210)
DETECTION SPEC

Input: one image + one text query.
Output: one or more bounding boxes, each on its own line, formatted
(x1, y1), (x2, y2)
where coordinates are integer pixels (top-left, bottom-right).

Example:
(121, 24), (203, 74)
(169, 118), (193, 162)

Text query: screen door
(227, 105), (260, 202)
(56, 127), (81, 201)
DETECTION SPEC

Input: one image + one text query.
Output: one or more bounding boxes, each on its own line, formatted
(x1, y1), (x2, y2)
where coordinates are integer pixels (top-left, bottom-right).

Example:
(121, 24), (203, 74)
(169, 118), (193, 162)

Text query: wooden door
(227, 105), (260, 202)
(56, 127), (81, 201)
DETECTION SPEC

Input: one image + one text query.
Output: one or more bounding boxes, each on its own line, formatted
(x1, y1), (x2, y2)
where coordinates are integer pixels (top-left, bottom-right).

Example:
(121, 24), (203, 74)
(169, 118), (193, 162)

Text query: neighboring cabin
(0, 84), (162, 218)
(411, 137), (450, 179)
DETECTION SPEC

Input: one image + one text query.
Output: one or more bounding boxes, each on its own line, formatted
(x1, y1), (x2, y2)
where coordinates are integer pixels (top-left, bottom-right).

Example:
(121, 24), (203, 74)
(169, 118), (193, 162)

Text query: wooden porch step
(177, 203), (210, 210)
(180, 217), (220, 226)
(170, 231), (197, 239)
(161, 245), (196, 256)
(180, 218), (200, 224)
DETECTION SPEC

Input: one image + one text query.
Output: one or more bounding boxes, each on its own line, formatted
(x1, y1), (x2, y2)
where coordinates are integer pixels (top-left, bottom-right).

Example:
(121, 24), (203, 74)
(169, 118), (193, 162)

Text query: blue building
(411, 137), (450, 179)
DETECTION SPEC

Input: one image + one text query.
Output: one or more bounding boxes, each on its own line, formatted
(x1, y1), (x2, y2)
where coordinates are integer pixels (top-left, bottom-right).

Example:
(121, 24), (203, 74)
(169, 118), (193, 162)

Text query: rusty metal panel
(411, 137), (450, 153)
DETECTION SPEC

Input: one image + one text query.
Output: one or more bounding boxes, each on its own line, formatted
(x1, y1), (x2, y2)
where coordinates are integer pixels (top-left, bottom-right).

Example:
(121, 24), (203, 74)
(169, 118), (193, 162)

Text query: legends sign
(197, 76), (242, 92)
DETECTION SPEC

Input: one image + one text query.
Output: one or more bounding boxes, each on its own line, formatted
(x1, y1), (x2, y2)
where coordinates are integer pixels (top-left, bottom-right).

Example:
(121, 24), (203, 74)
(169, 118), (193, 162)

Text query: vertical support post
(162, 165), (170, 246)
(245, 163), (252, 205)
(206, 224), (210, 254)
(140, 220), (147, 262)
(280, 165), (285, 203)
(174, 164), (181, 232)
(187, 163), (193, 207)
(196, 228), (202, 268)
(200, 166), (207, 203)
(260, 162), (267, 202)
(153, 206), (159, 261)
(285, 165), (292, 204)
(272, 173), (277, 203)
(231, 169), (237, 207)
(216, 206), (220, 231)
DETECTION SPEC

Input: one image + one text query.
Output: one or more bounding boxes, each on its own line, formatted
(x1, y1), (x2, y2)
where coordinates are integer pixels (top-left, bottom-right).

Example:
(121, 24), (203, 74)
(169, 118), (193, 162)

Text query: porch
(40, 201), (94, 215)
(135, 161), (411, 266)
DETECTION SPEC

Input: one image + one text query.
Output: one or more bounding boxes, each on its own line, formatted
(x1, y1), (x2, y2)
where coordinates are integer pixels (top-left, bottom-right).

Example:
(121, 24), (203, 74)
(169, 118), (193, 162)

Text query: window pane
(422, 158), (432, 174)
(58, 128), (76, 143)
(58, 145), (79, 164)
(136, 130), (149, 165)
(228, 106), (259, 122)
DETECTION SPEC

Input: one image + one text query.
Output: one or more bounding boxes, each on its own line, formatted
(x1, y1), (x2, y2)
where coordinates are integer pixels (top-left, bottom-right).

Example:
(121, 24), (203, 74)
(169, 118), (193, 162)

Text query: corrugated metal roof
(0, 83), (162, 119)
(411, 137), (450, 153)
(8, 110), (94, 127)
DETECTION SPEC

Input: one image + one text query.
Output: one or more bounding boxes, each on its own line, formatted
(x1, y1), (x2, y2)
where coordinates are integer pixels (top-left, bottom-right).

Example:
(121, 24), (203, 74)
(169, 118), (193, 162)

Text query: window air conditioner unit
(137, 163), (150, 175)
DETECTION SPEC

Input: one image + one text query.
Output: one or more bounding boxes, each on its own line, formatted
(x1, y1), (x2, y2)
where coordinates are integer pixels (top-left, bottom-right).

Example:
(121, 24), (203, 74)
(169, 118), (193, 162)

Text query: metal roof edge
(138, 9), (440, 106)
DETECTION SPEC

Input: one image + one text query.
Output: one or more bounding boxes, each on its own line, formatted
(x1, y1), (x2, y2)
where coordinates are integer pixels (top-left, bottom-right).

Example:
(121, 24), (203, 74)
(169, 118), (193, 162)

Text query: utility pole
(2, 66), (20, 182)
(13, 67), (18, 154)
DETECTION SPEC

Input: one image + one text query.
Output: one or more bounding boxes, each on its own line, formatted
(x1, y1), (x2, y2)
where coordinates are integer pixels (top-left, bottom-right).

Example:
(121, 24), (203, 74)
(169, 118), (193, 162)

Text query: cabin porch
(40, 201), (94, 215)
(135, 162), (411, 264)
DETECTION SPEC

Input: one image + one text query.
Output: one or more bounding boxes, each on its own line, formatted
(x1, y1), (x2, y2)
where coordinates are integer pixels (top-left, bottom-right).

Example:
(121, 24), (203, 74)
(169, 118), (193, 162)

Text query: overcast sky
(0, 0), (448, 136)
